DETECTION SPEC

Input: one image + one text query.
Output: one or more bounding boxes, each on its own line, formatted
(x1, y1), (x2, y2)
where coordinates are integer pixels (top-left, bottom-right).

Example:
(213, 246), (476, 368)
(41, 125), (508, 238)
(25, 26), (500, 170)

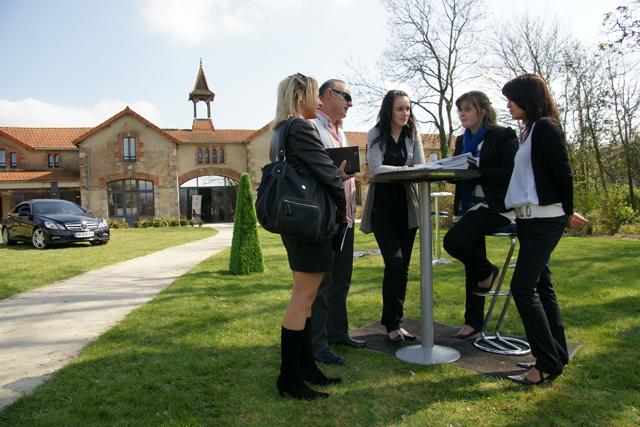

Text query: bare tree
(349, 0), (485, 158)
(564, 46), (613, 198)
(603, 1), (640, 51)
(486, 13), (574, 129)
(606, 53), (640, 209)
(489, 14), (569, 84)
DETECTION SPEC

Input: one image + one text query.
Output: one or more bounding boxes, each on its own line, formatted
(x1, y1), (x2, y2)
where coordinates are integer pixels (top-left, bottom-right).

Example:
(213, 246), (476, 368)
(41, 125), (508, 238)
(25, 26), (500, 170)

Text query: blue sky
(0, 0), (624, 131)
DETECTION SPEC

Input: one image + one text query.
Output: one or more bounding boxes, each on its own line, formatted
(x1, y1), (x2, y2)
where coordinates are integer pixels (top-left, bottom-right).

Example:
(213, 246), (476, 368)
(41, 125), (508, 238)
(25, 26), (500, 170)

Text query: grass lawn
(0, 229), (638, 426)
(0, 226), (215, 300)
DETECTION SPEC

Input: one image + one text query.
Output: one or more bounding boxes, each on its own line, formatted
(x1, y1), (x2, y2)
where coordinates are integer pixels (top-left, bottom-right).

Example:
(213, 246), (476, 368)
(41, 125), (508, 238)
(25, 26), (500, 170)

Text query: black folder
(326, 146), (360, 174)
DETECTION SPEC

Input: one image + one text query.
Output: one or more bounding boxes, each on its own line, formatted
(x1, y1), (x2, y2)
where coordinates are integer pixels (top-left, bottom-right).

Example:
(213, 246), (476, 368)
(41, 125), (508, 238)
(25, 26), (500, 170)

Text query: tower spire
(189, 60), (215, 121)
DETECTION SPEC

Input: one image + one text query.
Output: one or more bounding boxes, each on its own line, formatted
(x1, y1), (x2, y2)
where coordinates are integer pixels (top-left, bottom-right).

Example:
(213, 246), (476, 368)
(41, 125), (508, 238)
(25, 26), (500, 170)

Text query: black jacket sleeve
(285, 118), (347, 222)
(531, 118), (574, 216)
(479, 127), (518, 185)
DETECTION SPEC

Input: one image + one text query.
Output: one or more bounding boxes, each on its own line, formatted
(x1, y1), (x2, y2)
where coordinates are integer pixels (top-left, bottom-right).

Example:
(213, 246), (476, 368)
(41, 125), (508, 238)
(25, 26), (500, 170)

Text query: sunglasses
(330, 88), (353, 103)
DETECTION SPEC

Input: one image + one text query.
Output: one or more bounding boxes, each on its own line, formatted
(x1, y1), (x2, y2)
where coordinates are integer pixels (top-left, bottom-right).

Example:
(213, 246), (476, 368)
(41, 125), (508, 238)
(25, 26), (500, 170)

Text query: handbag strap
(274, 117), (295, 162)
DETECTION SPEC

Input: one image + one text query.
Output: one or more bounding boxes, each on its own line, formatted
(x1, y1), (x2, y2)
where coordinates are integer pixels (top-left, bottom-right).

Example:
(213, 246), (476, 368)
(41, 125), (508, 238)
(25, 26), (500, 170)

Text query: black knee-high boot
(301, 317), (341, 385)
(277, 327), (329, 400)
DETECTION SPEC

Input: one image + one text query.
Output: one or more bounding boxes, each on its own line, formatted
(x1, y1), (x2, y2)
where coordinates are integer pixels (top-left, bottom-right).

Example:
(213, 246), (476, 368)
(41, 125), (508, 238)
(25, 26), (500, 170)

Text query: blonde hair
(272, 73), (318, 129)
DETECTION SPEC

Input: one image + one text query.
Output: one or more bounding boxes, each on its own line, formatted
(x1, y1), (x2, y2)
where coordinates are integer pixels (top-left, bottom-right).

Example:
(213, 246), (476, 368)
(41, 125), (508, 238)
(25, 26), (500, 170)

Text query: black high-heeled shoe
(473, 265), (499, 294)
(399, 328), (416, 341)
(277, 375), (330, 399)
(300, 318), (341, 386)
(507, 368), (558, 386)
(516, 361), (536, 369)
(388, 330), (405, 342)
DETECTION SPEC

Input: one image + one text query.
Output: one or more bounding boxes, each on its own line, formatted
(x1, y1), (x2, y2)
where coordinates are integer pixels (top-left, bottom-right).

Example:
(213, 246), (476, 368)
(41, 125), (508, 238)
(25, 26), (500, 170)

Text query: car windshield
(33, 201), (85, 215)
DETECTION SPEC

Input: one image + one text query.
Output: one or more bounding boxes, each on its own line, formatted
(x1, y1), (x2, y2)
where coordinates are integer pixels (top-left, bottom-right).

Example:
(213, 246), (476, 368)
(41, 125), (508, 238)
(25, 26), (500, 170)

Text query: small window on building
(123, 137), (136, 162)
(219, 148), (224, 163)
(211, 147), (217, 163)
(48, 153), (60, 168)
(0, 150), (5, 169)
(204, 147), (210, 163)
(197, 148), (203, 163)
(9, 152), (17, 169)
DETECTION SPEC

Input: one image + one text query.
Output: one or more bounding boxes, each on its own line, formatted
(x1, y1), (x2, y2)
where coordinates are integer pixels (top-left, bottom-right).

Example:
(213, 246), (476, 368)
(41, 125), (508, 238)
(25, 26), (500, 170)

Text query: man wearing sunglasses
(310, 79), (365, 366)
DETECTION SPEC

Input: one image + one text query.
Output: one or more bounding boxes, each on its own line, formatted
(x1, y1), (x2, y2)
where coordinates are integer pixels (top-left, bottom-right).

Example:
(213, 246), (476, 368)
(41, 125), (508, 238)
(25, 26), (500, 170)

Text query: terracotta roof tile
(165, 129), (256, 143)
(192, 119), (215, 131)
(71, 107), (181, 145)
(0, 128), (89, 150)
(0, 170), (79, 182)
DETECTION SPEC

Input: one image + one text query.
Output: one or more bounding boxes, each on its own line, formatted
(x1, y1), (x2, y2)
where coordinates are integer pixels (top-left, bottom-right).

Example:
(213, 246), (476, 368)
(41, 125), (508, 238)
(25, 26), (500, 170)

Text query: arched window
(48, 153), (60, 168)
(211, 147), (217, 163)
(204, 148), (210, 163)
(197, 148), (203, 163)
(219, 148), (224, 163)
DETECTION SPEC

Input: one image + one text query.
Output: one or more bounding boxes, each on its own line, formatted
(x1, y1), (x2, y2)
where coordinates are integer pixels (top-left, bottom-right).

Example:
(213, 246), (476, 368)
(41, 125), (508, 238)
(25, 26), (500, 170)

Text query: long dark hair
(373, 90), (417, 146)
(501, 74), (560, 135)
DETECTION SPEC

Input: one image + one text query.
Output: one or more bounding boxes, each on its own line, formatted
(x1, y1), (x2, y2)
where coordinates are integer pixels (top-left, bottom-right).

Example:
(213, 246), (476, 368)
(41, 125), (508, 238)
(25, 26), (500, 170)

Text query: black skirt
(281, 234), (333, 273)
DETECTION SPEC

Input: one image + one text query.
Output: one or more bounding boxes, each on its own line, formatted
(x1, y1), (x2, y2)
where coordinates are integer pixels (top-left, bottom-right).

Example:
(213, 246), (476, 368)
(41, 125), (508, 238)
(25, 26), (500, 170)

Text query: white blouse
(505, 124), (539, 209)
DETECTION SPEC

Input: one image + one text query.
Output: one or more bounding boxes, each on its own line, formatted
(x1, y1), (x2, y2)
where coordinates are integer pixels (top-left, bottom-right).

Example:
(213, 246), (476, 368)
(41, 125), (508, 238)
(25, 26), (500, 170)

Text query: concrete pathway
(0, 224), (233, 409)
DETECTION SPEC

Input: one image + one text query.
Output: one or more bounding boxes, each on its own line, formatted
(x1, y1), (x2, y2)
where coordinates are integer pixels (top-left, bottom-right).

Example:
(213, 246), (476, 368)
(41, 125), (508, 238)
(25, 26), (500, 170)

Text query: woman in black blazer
(443, 91), (518, 339)
(502, 74), (587, 386)
(270, 73), (347, 399)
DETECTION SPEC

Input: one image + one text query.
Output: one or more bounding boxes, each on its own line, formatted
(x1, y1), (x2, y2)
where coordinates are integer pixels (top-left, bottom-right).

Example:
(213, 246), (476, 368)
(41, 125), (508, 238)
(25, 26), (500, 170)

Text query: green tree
(229, 173), (264, 274)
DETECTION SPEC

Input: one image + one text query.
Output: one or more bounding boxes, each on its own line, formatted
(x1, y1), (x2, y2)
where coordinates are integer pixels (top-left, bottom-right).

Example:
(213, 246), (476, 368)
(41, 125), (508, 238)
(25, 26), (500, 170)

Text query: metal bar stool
(473, 223), (531, 355)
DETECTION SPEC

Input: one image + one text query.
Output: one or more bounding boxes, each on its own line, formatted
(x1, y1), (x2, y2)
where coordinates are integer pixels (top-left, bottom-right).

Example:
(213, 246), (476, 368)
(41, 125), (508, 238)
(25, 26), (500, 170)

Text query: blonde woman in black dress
(269, 73), (346, 399)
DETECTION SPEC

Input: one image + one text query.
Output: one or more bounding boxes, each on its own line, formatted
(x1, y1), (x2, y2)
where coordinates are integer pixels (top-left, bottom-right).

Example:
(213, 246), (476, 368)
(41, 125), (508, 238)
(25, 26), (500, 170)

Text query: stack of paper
(430, 152), (478, 170)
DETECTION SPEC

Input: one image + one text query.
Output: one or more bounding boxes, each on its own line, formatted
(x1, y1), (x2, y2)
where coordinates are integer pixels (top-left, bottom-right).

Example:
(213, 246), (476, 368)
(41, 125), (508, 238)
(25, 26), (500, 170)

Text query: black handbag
(255, 118), (338, 243)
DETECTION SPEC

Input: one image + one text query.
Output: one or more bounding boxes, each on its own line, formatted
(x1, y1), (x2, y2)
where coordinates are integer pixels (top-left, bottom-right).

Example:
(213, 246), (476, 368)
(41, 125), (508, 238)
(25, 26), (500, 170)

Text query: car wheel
(31, 228), (48, 249)
(2, 227), (16, 246)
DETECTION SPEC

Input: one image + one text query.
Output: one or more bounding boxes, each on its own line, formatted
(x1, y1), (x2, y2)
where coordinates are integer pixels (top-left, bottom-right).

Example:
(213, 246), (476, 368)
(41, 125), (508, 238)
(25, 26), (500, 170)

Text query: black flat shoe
(399, 328), (416, 341)
(388, 331), (405, 342)
(516, 361), (536, 369)
(473, 265), (499, 294)
(507, 368), (558, 386)
(452, 328), (480, 339)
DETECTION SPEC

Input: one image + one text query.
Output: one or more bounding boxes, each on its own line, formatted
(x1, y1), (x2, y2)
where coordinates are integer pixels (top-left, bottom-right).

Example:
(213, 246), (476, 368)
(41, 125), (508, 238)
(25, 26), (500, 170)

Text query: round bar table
(373, 167), (480, 365)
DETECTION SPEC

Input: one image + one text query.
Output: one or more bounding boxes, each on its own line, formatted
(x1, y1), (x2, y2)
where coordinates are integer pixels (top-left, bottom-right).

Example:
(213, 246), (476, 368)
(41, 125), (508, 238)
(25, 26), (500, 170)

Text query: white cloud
(0, 98), (161, 127)
(137, 0), (260, 44)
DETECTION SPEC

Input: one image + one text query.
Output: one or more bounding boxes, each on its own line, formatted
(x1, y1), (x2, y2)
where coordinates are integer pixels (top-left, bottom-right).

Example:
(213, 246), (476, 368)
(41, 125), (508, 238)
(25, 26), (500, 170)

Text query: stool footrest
(473, 290), (510, 297)
(473, 333), (531, 355)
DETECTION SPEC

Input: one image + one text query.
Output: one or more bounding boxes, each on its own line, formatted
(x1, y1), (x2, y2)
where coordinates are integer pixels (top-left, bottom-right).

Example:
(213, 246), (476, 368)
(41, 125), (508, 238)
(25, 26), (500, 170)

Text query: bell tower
(189, 59), (215, 131)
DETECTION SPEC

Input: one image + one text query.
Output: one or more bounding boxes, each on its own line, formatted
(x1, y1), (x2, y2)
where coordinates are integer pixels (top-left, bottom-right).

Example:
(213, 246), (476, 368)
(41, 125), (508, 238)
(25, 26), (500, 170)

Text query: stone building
(0, 64), (440, 225)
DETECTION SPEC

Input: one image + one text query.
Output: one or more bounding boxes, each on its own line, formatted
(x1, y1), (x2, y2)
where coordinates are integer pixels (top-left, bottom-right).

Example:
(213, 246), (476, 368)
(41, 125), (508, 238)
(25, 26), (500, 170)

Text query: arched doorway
(179, 175), (237, 223)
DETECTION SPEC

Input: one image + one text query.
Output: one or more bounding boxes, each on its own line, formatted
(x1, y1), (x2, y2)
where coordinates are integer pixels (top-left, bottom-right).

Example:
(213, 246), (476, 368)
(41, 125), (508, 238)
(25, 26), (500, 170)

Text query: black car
(2, 199), (110, 249)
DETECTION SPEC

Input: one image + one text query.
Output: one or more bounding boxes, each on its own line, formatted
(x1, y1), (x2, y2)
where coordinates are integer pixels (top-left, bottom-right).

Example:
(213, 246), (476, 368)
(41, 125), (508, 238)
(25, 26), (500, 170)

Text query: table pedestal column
(396, 181), (461, 365)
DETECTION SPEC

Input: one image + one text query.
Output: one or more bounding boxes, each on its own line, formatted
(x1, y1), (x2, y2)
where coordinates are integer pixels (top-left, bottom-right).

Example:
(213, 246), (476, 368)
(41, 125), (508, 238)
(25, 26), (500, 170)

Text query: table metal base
(395, 344), (461, 365)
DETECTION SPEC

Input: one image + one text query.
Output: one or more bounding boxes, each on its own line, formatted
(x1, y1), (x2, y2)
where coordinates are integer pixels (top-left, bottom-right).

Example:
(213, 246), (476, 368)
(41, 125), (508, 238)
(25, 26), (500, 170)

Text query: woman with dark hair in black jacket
(443, 91), (518, 340)
(502, 74), (587, 386)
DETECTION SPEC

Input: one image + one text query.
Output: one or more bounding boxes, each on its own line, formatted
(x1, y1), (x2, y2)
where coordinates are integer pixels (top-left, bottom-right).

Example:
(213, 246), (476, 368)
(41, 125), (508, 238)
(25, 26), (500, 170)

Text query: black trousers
(443, 207), (510, 330)
(372, 210), (417, 333)
(311, 226), (355, 354)
(511, 216), (569, 375)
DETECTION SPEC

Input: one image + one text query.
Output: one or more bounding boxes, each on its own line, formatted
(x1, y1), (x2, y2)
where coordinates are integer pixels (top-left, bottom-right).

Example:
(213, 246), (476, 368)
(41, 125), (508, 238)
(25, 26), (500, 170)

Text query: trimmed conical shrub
(229, 173), (264, 274)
